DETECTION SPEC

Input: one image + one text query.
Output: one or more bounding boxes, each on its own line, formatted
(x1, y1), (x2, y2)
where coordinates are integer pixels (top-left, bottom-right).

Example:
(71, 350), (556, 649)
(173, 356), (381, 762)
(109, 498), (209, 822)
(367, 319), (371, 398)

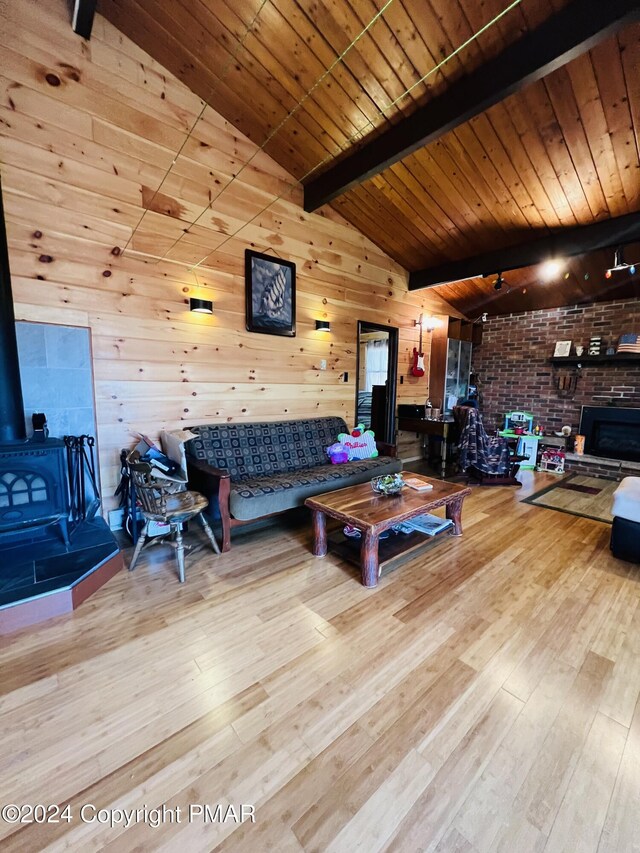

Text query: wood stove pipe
(0, 180), (26, 442)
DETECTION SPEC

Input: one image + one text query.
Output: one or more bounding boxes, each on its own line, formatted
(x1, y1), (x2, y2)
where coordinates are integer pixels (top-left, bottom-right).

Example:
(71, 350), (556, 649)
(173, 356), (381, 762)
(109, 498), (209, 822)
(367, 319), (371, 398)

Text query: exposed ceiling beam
(408, 212), (640, 290)
(304, 0), (640, 212)
(71, 0), (97, 39)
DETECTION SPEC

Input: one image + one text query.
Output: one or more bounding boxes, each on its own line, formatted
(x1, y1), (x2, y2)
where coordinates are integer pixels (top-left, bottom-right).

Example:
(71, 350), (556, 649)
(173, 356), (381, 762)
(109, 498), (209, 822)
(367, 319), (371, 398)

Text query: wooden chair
(128, 459), (220, 582)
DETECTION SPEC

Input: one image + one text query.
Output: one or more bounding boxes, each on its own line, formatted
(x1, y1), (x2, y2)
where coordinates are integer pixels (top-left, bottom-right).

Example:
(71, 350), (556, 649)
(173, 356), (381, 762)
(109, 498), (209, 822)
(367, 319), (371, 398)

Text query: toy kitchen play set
(498, 411), (567, 473)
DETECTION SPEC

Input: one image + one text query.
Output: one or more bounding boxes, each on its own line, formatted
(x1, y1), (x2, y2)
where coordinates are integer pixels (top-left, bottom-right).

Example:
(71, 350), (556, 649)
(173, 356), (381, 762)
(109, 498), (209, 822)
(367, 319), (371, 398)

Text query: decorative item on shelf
(561, 425), (572, 436)
(371, 473), (404, 496)
(315, 319), (330, 331)
(574, 344), (584, 356)
(606, 345), (616, 356)
(617, 333), (640, 354)
(588, 335), (602, 356)
(574, 434), (585, 455)
(553, 340), (572, 357)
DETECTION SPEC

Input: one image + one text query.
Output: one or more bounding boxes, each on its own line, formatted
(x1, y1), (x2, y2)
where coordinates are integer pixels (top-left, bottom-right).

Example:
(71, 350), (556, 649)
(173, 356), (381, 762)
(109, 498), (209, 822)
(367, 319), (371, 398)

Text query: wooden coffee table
(305, 474), (471, 588)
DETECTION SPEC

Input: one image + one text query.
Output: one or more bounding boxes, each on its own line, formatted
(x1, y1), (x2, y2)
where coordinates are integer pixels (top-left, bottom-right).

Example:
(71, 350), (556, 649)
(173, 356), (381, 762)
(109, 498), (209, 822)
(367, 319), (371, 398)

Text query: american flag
(617, 333), (640, 353)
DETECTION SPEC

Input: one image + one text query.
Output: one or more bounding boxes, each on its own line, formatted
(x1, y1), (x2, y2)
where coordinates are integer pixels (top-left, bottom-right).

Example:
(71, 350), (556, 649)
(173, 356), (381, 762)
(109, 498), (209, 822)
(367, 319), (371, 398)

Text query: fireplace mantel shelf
(549, 354), (640, 366)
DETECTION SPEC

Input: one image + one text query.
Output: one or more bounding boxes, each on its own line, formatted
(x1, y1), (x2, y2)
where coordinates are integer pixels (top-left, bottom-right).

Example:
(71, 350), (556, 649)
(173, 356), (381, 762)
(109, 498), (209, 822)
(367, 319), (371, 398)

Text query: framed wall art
(553, 340), (572, 357)
(245, 249), (296, 337)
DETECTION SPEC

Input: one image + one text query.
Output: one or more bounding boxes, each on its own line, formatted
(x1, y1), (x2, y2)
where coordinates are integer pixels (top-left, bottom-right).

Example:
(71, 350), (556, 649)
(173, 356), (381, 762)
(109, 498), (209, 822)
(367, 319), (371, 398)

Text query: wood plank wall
(0, 0), (460, 510)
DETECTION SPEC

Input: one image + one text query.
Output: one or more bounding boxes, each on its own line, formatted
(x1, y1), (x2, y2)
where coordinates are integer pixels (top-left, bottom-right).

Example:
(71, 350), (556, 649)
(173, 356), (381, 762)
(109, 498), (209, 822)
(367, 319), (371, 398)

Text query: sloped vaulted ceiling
(98, 0), (640, 315)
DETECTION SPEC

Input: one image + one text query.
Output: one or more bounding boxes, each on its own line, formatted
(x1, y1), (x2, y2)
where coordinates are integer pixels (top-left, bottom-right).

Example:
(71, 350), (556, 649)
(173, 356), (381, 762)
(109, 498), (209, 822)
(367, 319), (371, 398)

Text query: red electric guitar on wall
(411, 319), (425, 377)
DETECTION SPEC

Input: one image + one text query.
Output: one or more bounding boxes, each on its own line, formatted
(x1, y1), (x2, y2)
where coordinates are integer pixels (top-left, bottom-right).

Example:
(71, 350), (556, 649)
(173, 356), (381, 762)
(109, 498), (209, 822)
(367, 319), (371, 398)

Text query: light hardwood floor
(1, 472), (639, 852)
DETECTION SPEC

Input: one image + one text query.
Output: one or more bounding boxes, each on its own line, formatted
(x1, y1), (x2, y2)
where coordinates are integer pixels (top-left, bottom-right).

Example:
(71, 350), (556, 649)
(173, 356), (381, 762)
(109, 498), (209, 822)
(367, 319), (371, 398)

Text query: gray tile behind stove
(16, 322), (97, 441)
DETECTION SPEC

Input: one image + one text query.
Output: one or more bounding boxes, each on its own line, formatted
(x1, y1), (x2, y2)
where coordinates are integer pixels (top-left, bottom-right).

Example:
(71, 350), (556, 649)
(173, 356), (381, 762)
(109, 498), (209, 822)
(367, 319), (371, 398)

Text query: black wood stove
(0, 183), (120, 622)
(0, 439), (70, 544)
(0, 184), (70, 545)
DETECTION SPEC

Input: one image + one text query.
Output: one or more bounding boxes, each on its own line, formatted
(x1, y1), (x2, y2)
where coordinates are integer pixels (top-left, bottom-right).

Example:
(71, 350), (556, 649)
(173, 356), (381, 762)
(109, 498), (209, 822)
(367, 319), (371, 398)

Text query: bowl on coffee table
(371, 473), (404, 496)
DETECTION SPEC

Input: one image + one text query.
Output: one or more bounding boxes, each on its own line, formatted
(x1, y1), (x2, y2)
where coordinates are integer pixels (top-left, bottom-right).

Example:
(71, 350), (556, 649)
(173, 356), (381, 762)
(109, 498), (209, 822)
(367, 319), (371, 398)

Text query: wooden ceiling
(98, 0), (640, 315)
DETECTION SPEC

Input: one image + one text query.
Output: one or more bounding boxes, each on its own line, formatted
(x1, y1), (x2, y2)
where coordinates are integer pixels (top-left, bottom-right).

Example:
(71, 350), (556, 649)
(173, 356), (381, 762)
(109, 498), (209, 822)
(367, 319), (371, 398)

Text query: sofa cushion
(229, 456), (402, 520)
(612, 476), (640, 523)
(187, 417), (347, 481)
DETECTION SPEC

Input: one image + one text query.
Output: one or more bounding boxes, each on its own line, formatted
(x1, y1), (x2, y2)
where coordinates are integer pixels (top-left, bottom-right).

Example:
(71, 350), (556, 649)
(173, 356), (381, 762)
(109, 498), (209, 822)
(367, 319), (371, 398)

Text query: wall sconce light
(415, 315), (438, 332)
(190, 297), (214, 314)
(315, 320), (331, 331)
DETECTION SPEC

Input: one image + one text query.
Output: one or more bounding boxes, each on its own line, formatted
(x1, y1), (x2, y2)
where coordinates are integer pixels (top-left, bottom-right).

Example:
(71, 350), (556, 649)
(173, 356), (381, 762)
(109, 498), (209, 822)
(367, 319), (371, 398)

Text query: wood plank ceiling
(97, 0), (640, 316)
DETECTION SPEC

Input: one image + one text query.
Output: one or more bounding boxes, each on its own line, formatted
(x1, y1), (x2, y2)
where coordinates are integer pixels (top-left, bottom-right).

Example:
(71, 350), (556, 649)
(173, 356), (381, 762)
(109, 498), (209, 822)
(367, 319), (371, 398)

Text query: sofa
(185, 416), (402, 551)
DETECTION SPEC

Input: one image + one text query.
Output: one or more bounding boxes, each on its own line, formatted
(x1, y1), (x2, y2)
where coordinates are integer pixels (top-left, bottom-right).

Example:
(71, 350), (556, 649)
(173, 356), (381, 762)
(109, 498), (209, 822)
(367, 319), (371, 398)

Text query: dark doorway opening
(355, 321), (399, 445)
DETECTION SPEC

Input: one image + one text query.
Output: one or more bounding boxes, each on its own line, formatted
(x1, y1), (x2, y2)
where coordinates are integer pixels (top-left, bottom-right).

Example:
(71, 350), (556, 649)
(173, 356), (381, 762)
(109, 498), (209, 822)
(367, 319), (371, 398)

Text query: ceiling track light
(493, 273), (504, 291)
(606, 245), (638, 277)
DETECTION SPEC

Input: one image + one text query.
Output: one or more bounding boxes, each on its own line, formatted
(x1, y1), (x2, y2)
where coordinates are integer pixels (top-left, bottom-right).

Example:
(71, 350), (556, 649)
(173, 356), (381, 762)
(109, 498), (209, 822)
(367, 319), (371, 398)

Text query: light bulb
(540, 259), (563, 280)
(422, 316), (438, 332)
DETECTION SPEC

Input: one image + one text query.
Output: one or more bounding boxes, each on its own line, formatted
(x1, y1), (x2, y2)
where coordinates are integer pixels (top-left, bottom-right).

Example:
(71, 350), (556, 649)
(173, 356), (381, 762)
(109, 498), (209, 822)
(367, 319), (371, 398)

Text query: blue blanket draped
(457, 407), (512, 475)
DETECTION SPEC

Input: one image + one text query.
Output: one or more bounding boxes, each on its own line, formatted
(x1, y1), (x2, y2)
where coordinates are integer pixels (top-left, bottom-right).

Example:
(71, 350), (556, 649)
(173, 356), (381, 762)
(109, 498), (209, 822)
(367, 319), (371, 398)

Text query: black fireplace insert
(579, 406), (640, 463)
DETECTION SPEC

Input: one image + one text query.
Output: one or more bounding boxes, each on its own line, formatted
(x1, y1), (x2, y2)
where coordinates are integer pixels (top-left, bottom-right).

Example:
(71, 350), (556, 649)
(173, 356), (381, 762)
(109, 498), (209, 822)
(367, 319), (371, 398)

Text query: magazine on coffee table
(403, 476), (434, 491)
(393, 513), (454, 536)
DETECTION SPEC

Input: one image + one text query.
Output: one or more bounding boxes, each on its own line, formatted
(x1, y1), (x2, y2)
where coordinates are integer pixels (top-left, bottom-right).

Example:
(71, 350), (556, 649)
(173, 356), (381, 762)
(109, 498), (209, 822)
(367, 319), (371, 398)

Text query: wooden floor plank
(543, 712), (626, 853)
(598, 693), (640, 853)
(452, 657), (579, 852)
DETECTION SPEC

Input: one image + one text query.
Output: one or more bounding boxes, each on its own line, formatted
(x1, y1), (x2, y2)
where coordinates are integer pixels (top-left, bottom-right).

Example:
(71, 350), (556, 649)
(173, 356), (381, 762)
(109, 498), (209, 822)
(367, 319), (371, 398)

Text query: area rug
(522, 474), (618, 524)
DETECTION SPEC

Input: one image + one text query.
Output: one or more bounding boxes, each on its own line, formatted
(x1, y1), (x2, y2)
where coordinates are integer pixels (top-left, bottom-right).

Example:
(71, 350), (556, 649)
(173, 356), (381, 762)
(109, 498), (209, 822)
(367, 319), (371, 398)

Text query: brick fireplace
(473, 299), (640, 435)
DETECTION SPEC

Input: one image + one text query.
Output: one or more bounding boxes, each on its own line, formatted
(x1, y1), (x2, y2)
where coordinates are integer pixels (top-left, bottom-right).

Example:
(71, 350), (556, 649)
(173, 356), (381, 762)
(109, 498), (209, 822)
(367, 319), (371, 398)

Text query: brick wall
(473, 299), (640, 434)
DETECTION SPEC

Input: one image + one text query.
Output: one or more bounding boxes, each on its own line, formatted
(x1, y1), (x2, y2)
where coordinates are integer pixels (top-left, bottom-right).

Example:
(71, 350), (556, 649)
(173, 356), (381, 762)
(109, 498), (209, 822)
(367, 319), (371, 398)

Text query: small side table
(397, 417), (453, 477)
